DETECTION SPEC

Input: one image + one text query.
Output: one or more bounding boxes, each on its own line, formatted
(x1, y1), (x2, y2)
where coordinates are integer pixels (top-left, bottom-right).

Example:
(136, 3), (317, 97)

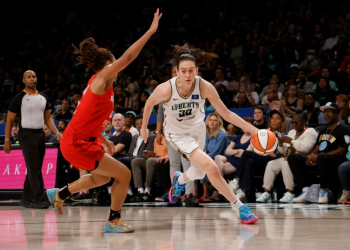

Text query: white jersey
(163, 76), (205, 134)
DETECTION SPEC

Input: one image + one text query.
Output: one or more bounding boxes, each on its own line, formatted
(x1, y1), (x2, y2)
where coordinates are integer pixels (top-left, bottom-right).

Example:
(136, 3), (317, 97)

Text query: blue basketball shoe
(168, 171), (186, 204)
(239, 204), (259, 224)
(104, 218), (135, 233)
(46, 188), (64, 216)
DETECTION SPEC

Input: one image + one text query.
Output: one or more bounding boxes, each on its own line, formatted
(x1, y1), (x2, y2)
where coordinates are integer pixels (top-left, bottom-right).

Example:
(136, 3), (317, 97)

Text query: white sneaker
(256, 192), (271, 203)
(279, 192), (295, 203)
(228, 178), (240, 193)
(236, 188), (247, 203)
(292, 189), (308, 203)
(318, 189), (328, 204)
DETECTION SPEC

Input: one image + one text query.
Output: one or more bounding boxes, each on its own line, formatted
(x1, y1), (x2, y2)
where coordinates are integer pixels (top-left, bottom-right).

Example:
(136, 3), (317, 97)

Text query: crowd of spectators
(2, 1), (350, 205)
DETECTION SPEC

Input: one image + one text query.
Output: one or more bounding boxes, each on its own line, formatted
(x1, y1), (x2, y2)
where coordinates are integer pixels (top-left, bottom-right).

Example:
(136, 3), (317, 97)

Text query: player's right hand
(148, 8), (162, 34)
(3, 141), (11, 154)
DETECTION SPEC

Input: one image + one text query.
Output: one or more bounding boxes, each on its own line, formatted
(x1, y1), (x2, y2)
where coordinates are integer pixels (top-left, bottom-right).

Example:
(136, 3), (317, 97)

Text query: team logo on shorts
(319, 141), (327, 151)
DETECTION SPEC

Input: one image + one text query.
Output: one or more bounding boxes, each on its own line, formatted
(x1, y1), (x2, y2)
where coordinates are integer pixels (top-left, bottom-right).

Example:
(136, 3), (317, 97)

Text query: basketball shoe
(46, 188), (64, 216)
(168, 171), (186, 204)
(238, 204), (259, 224)
(104, 218), (135, 233)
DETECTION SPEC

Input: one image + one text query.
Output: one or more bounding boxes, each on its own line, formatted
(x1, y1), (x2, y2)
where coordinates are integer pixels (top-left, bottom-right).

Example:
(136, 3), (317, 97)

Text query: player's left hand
(102, 139), (115, 155)
(140, 127), (148, 143)
(55, 132), (62, 142)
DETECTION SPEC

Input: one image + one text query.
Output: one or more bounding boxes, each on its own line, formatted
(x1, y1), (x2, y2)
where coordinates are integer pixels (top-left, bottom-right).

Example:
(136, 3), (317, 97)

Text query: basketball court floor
(0, 201), (349, 250)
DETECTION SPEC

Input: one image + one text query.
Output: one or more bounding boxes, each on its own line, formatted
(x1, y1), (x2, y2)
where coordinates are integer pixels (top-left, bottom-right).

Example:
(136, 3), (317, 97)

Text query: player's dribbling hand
(148, 8), (162, 35)
(3, 141), (11, 154)
(140, 127), (148, 143)
(56, 132), (62, 142)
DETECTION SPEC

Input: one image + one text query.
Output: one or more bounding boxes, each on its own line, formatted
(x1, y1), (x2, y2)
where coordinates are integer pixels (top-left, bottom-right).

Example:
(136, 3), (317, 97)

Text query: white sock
(178, 174), (186, 185)
(145, 187), (151, 195)
(127, 186), (133, 196)
(138, 187), (144, 193)
(231, 198), (244, 210)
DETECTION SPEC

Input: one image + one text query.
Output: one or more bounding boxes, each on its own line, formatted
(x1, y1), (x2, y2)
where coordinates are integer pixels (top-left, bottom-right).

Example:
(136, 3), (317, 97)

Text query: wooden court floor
(1, 201), (350, 250)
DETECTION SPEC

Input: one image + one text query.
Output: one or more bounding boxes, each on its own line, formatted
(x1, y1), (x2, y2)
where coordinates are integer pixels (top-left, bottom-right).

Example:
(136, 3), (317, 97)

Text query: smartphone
(275, 132), (283, 139)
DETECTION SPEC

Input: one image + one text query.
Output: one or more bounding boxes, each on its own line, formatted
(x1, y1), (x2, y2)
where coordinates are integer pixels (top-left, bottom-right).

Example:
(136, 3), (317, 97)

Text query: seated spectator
(230, 91), (252, 109)
(253, 105), (267, 129)
(121, 111), (139, 136)
(262, 87), (280, 107)
(139, 90), (151, 114)
(109, 113), (132, 159)
(295, 69), (314, 98)
(102, 120), (113, 140)
(209, 117), (253, 202)
(256, 108), (318, 203)
(312, 67), (338, 91)
(197, 113), (228, 202)
(216, 84), (231, 107)
(57, 119), (68, 133)
(70, 94), (81, 110)
(43, 125), (58, 143)
(314, 76), (336, 106)
(280, 84), (303, 118)
(303, 92), (325, 125)
(337, 153), (350, 203)
(114, 85), (128, 114)
(126, 82), (140, 110)
(10, 124), (19, 144)
(0, 110), (7, 124)
(259, 75), (284, 103)
(130, 131), (169, 202)
(204, 98), (215, 111)
(299, 49), (320, 84)
(232, 76), (259, 105)
(214, 67), (229, 88)
(335, 94), (350, 125)
(268, 100), (293, 133)
(118, 115), (155, 200)
(234, 109), (286, 201)
(288, 102), (348, 204)
(54, 98), (73, 120)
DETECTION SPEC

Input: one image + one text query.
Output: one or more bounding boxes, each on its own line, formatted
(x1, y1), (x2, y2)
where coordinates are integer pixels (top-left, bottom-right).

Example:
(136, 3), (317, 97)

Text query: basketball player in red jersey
(46, 9), (162, 233)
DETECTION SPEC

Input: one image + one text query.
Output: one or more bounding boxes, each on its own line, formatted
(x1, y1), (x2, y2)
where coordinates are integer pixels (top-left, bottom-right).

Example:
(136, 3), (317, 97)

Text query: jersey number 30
(179, 109), (192, 117)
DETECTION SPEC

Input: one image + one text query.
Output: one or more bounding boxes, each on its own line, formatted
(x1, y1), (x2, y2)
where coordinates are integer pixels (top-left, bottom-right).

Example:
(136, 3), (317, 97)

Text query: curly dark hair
(172, 44), (218, 68)
(72, 37), (114, 72)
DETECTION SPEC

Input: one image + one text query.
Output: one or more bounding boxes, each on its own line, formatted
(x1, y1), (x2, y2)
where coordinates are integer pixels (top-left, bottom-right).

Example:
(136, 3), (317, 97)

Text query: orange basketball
(250, 129), (278, 156)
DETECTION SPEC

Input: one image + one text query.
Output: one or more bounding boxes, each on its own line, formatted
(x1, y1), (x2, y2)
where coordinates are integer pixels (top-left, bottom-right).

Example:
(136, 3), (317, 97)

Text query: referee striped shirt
(8, 90), (50, 130)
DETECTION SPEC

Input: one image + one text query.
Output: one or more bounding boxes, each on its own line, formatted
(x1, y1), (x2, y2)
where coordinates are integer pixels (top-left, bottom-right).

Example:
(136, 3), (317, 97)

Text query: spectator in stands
(299, 49), (320, 83)
(232, 76), (259, 105)
(199, 113), (228, 202)
(312, 67), (338, 91)
(259, 75), (284, 103)
(127, 82), (140, 110)
(288, 102), (348, 204)
(109, 113), (132, 159)
(214, 67), (229, 88)
(0, 110), (7, 124)
(256, 108), (318, 203)
(216, 84), (231, 108)
(231, 92), (252, 109)
(118, 115), (155, 200)
(204, 98), (215, 111)
(209, 117), (253, 202)
(234, 109), (286, 201)
(253, 105), (267, 129)
(288, 64), (300, 80)
(43, 125), (58, 143)
(10, 124), (19, 144)
(70, 94), (81, 110)
(295, 69), (314, 98)
(335, 94), (350, 125)
(139, 90), (151, 114)
(268, 100), (293, 133)
(102, 120), (113, 140)
(149, 80), (158, 94)
(337, 62), (350, 95)
(262, 87), (280, 107)
(337, 153), (350, 203)
(130, 128), (169, 202)
(54, 98), (73, 120)
(123, 111), (139, 136)
(57, 119), (68, 133)
(280, 84), (304, 118)
(303, 92), (325, 125)
(114, 85), (128, 114)
(314, 76), (336, 106)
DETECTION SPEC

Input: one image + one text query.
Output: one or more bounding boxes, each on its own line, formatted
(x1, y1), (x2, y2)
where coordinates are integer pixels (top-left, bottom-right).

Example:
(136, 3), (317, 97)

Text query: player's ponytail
(172, 44), (218, 69)
(72, 37), (113, 72)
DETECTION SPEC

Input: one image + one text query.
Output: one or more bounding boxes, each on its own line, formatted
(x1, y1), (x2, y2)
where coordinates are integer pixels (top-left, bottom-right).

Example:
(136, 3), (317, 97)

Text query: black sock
(59, 186), (71, 200)
(109, 209), (121, 221)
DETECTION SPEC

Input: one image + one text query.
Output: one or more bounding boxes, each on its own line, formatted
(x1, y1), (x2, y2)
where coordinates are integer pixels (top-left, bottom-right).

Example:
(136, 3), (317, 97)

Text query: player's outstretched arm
(201, 79), (258, 135)
(140, 82), (171, 143)
(97, 9), (162, 83)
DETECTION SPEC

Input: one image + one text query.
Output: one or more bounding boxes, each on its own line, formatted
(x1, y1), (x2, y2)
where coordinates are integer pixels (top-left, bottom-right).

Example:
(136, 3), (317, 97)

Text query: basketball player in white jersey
(141, 45), (259, 224)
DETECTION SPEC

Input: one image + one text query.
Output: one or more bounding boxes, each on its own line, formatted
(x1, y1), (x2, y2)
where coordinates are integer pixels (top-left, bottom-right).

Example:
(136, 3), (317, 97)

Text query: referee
(3, 70), (62, 209)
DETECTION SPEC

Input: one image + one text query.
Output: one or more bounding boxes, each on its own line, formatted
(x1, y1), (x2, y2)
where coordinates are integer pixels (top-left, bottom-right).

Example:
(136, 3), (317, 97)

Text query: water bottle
(272, 189), (278, 203)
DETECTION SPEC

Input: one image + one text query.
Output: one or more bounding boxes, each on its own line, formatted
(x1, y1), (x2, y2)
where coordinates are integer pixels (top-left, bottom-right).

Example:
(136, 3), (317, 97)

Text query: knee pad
(186, 164), (206, 180)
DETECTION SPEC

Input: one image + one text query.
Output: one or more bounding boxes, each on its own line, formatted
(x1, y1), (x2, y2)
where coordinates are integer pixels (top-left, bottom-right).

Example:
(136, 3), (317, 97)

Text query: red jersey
(67, 74), (114, 139)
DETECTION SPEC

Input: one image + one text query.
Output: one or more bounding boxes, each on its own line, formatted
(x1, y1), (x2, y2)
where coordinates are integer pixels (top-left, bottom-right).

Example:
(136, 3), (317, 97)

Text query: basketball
(250, 129), (278, 156)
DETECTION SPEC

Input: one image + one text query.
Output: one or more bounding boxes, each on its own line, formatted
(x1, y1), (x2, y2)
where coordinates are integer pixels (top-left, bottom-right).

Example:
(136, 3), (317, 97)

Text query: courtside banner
(0, 148), (57, 189)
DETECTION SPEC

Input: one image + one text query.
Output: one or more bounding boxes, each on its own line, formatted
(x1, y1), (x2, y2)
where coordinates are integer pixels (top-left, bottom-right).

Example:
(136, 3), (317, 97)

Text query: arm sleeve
(157, 102), (164, 123)
(8, 93), (23, 114)
(40, 92), (51, 110)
